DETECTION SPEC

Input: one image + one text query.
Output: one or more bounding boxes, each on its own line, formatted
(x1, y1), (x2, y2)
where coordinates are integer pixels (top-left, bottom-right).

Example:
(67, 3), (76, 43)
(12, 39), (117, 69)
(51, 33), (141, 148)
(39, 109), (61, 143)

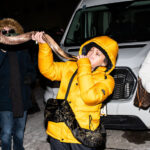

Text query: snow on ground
(24, 86), (50, 150)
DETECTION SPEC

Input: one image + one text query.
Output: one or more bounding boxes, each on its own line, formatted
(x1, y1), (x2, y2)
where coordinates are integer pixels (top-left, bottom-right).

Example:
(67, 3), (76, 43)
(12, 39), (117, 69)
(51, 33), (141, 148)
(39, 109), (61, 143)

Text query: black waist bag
(44, 70), (105, 148)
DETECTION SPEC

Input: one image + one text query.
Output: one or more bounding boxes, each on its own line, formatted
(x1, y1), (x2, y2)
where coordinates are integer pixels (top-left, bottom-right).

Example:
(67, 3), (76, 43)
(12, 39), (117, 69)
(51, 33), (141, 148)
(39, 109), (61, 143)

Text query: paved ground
(1, 86), (150, 150)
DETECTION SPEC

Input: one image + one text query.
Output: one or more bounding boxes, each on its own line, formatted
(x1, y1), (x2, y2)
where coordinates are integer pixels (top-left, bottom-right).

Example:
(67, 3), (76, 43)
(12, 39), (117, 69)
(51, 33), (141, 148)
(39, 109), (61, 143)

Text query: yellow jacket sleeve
(38, 43), (66, 81)
(77, 58), (115, 105)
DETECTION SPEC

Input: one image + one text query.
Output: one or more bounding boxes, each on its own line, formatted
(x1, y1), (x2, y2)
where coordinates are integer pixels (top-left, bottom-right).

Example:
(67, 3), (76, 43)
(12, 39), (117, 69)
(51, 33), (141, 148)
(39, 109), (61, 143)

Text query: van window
(64, 0), (150, 46)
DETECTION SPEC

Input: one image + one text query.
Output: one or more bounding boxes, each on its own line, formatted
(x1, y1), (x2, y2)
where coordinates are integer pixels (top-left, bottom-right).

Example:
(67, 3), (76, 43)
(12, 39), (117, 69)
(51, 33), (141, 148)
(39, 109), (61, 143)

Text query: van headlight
(110, 67), (137, 100)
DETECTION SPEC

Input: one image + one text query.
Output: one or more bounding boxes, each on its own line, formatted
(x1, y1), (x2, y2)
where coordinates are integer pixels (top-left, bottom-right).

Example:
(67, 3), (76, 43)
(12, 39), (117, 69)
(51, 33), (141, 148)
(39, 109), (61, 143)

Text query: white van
(45, 0), (150, 130)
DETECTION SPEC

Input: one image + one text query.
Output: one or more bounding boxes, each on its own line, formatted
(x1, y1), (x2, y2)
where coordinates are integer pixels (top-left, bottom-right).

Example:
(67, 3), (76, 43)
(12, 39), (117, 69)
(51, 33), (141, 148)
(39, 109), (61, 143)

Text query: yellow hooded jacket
(38, 36), (118, 144)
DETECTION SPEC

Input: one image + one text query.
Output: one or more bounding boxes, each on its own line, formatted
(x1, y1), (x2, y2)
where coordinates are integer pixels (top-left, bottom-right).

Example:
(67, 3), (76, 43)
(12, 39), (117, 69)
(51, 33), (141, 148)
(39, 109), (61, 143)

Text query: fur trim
(0, 18), (24, 34)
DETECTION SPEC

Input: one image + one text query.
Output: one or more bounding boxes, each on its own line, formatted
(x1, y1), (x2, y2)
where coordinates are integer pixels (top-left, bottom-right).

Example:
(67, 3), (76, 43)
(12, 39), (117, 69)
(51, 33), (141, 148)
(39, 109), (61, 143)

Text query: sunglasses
(1, 29), (16, 35)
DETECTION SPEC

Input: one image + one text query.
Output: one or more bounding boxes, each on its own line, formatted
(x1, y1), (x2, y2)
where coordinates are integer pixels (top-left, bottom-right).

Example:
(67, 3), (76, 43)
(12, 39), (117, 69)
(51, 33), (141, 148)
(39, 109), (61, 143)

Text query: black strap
(65, 69), (77, 99)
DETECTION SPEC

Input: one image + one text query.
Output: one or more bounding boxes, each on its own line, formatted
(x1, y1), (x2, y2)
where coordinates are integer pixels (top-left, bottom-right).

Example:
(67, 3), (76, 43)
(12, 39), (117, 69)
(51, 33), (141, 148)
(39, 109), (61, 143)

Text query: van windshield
(64, 0), (150, 46)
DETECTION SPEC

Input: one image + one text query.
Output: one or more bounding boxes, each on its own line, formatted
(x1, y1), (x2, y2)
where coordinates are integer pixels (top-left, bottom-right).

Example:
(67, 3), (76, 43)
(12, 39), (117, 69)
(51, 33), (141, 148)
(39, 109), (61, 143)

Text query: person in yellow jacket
(32, 32), (118, 150)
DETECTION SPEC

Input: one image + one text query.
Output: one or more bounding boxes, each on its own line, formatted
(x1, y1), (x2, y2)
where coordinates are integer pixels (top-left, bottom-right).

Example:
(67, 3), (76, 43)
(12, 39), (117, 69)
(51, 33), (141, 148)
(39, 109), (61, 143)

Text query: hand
(77, 55), (88, 60)
(32, 31), (46, 44)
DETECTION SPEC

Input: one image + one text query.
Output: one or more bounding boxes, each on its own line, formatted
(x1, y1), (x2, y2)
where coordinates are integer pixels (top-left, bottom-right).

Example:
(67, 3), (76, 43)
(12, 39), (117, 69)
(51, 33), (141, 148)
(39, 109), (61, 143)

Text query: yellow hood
(79, 36), (119, 74)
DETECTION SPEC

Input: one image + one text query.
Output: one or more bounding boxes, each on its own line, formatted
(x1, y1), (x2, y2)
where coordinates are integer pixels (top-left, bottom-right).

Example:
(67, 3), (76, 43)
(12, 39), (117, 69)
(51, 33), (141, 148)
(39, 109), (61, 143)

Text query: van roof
(79, 0), (134, 8)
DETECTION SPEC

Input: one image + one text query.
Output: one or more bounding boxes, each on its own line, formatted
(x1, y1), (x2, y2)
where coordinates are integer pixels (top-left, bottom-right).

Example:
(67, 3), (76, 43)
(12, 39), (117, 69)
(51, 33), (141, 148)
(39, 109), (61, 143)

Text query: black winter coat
(0, 44), (36, 111)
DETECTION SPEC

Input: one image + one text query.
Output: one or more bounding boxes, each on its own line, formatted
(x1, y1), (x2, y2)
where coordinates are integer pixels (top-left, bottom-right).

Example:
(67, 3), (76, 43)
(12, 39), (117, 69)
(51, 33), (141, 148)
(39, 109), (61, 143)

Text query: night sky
(0, 0), (80, 32)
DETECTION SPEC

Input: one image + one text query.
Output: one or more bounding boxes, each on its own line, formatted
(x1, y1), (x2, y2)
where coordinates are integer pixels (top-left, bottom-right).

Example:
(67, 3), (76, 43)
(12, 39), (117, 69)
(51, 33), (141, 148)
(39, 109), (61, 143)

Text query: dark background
(0, 0), (81, 86)
(0, 0), (80, 32)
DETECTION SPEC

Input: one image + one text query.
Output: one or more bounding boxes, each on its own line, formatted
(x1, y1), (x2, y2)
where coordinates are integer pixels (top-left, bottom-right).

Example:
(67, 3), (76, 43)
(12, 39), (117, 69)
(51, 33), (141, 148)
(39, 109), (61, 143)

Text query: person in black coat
(0, 18), (36, 150)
